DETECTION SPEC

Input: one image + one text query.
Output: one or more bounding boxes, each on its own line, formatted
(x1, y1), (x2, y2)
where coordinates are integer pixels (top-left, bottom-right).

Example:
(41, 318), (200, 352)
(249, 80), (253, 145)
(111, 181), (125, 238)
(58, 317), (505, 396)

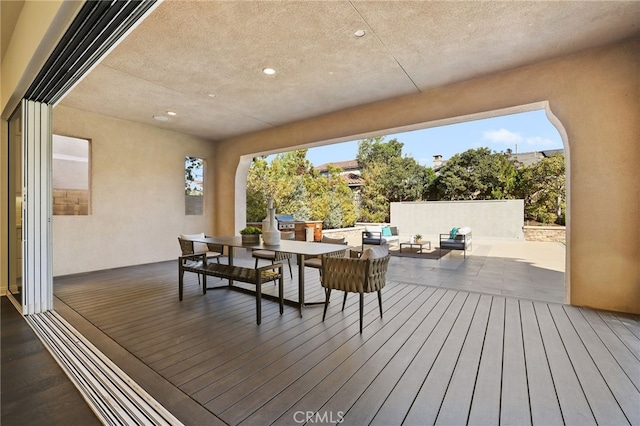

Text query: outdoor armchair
(320, 245), (390, 333)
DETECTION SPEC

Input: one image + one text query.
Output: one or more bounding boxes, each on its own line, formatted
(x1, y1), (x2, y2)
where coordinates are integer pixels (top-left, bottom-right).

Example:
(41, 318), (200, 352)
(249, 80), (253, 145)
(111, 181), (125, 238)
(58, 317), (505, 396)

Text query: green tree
(432, 148), (518, 200)
(356, 136), (431, 222)
(359, 162), (388, 223)
(309, 164), (356, 228)
(246, 150), (356, 228)
(516, 154), (566, 224)
(246, 156), (270, 222)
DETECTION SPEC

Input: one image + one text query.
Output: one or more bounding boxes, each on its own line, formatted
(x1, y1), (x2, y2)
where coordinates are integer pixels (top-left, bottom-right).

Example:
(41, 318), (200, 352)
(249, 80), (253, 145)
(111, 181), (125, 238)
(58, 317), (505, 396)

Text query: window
(185, 156), (204, 215)
(52, 135), (90, 215)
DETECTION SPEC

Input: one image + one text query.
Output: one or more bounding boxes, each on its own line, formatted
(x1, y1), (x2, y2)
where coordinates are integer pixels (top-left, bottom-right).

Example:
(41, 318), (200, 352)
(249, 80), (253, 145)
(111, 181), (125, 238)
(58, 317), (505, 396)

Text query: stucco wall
(1, 3), (637, 313)
(213, 38), (640, 314)
(390, 200), (525, 239)
(52, 105), (216, 276)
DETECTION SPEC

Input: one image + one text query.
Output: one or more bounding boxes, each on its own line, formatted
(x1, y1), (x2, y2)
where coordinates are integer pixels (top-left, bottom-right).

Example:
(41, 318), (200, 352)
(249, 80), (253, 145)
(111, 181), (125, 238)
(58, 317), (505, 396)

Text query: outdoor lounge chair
(320, 245), (390, 333)
(439, 226), (472, 258)
(361, 225), (399, 252)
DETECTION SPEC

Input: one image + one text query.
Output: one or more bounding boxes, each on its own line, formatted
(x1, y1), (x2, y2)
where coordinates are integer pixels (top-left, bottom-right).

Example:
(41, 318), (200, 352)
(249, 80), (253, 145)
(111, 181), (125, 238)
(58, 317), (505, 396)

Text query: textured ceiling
(59, 1), (639, 142)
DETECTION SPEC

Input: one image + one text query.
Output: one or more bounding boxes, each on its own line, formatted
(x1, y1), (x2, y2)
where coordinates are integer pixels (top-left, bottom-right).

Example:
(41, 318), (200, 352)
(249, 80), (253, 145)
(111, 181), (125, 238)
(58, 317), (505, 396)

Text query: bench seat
(178, 254), (283, 324)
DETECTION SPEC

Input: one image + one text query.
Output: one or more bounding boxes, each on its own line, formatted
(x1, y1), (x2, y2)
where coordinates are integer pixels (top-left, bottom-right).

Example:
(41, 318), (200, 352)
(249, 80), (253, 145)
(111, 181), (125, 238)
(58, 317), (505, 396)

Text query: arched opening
(234, 101), (570, 303)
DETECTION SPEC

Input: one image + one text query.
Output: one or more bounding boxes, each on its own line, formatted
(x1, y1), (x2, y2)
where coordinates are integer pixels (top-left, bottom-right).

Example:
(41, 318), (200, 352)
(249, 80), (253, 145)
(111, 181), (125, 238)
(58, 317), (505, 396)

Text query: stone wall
(523, 226), (566, 242)
(321, 226), (366, 247)
(53, 188), (89, 215)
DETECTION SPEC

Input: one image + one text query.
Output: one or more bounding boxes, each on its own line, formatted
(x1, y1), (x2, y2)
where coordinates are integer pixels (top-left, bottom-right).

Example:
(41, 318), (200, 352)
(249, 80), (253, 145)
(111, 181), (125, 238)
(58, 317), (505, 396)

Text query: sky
(302, 109), (564, 168)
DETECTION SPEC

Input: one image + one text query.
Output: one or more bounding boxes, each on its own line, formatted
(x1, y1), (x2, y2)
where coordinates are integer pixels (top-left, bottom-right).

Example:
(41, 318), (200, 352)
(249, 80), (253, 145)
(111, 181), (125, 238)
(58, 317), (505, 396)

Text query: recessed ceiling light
(153, 115), (169, 122)
(167, 111), (177, 116)
(208, 93), (216, 98)
(354, 29), (366, 37)
(262, 67), (276, 75)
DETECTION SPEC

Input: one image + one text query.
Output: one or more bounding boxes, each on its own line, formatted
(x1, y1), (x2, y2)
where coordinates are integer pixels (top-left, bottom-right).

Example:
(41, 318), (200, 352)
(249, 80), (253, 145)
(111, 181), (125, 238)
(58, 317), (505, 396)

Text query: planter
(241, 234), (260, 245)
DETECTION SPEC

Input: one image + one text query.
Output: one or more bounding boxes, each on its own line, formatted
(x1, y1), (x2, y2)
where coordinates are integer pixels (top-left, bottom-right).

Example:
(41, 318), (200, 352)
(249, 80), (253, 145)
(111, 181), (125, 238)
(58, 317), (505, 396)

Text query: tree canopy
(246, 140), (565, 228)
(246, 150), (355, 228)
(431, 148), (518, 200)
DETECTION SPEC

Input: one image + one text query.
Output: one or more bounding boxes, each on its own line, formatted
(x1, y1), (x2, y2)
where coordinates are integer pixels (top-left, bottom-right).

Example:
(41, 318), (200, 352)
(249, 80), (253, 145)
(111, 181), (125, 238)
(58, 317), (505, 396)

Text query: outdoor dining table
(194, 236), (350, 316)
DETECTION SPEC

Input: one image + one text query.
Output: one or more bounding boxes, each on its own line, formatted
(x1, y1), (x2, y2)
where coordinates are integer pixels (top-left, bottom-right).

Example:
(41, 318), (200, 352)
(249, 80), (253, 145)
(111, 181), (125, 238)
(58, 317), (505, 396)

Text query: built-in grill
(248, 215), (322, 241)
(275, 214), (295, 230)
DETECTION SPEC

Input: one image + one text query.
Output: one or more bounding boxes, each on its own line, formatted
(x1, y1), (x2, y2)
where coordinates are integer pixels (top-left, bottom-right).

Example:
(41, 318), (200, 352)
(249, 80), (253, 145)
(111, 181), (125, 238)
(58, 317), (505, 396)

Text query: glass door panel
(8, 103), (23, 300)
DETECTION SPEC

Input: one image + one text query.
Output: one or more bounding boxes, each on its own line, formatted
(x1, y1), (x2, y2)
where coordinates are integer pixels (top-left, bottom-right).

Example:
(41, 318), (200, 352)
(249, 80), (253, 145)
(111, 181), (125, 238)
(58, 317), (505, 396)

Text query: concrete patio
(385, 239), (566, 304)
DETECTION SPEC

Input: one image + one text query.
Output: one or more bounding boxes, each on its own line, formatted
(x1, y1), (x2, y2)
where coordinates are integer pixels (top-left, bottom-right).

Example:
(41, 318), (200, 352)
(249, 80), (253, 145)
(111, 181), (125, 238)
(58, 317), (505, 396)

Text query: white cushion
(457, 227), (472, 235)
(361, 245), (389, 260)
(180, 233), (207, 253)
(366, 226), (382, 234)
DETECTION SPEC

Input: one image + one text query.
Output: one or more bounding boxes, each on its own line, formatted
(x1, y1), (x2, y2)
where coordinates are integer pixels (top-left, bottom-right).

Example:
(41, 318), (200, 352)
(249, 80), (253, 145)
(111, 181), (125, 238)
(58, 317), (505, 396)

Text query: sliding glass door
(7, 104), (23, 302)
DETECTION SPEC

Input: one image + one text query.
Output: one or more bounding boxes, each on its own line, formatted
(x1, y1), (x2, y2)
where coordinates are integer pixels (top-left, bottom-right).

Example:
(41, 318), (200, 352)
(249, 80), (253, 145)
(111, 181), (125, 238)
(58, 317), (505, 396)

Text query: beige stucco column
(213, 38), (640, 314)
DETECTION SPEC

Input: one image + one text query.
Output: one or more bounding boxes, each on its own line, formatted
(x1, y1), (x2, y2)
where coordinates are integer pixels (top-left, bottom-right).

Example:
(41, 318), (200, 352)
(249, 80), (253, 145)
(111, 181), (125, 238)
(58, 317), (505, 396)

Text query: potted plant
(414, 234), (422, 243)
(240, 226), (262, 244)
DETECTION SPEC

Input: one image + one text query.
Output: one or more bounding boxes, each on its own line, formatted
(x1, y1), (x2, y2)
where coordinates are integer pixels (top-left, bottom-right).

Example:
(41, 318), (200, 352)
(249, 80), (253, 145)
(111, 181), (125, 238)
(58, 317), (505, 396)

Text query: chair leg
(287, 258), (293, 279)
(278, 275), (284, 315)
(256, 282), (262, 325)
(378, 290), (383, 319)
(255, 258), (259, 269)
(359, 293), (364, 334)
(342, 292), (348, 311)
(178, 268), (184, 301)
(322, 288), (331, 321)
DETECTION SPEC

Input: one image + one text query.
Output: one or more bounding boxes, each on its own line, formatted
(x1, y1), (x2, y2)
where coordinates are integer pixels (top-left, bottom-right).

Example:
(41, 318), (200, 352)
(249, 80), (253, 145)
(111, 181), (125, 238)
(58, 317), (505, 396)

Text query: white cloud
(483, 128), (523, 144)
(525, 136), (555, 146)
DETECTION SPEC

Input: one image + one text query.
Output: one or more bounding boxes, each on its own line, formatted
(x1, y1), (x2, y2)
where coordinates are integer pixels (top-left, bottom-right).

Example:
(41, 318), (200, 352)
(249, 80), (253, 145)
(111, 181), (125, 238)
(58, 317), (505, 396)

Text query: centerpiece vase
(261, 200), (280, 245)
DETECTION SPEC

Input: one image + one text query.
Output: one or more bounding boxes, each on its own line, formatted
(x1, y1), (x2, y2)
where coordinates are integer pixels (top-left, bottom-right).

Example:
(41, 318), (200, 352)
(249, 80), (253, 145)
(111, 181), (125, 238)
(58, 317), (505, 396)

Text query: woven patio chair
(303, 235), (348, 277)
(320, 245), (390, 333)
(252, 231), (295, 278)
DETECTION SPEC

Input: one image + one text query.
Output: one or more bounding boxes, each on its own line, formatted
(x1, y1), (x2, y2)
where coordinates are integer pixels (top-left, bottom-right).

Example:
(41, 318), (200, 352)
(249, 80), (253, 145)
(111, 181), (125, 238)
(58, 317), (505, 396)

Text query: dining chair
(303, 235), (348, 277)
(179, 233), (223, 262)
(252, 231), (295, 278)
(178, 234), (223, 285)
(320, 245), (390, 333)
(178, 237), (206, 285)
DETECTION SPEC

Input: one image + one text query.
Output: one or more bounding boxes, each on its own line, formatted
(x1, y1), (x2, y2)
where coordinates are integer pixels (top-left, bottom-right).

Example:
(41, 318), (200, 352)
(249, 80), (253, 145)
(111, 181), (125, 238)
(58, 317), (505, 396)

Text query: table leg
(297, 253), (304, 317)
(228, 246), (234, 286)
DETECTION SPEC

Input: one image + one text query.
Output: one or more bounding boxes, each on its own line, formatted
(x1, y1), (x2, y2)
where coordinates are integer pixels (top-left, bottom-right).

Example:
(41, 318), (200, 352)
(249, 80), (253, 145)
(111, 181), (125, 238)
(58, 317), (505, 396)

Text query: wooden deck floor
(53, 259), (640, 426)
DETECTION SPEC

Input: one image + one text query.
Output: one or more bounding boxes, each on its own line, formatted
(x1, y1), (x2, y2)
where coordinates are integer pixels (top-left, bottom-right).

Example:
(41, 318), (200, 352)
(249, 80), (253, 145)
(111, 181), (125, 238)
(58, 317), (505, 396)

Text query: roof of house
(343, 172), (364, 187)
(512, 149), (564, 166)
(314, 160), (363, 187)
(315, 160), (359, 173)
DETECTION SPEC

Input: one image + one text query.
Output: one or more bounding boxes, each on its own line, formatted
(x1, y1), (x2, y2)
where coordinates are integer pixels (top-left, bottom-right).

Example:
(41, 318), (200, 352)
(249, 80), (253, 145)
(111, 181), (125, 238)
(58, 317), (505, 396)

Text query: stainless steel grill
(275, 214), (295, 230)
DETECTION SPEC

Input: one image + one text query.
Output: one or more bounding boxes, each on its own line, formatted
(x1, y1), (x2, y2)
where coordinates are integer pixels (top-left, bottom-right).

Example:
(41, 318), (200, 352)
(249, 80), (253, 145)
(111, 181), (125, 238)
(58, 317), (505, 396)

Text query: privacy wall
(390, 200), (525, 239)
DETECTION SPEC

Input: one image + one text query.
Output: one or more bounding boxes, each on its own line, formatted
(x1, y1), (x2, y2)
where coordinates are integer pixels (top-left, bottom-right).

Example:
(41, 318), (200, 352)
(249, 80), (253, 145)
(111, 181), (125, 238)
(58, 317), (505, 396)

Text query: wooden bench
(178, 254), (283, 324)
